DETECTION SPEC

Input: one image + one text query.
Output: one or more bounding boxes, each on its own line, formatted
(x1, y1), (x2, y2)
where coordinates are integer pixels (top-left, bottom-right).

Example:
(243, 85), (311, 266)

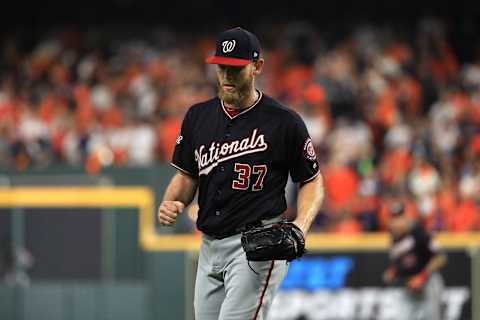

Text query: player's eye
(218, 65), (243, 73)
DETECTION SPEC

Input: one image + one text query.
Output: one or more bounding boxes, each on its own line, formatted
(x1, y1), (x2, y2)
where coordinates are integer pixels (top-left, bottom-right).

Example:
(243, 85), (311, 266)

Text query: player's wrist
(388, 266), (397, 275)
(418, 269), (430, 281)
(291, 219), (307, 234)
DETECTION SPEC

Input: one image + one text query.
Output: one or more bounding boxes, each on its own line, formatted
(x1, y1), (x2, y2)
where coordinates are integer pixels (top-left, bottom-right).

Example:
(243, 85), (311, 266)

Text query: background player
(383, 202), (447, 320)
(157, 27), (325, 320)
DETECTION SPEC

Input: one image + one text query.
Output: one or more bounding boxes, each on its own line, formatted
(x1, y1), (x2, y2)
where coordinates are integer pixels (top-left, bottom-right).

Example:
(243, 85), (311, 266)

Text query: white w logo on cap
(222, 40), (236, 53)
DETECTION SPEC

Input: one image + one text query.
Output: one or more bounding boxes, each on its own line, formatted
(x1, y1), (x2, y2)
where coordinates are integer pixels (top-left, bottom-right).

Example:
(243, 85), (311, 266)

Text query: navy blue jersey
(389, 224), (439, 278)
(172, 91), (320, 238)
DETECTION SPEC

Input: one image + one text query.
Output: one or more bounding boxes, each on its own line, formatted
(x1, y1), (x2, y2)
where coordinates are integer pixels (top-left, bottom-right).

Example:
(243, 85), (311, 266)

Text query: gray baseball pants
(398, 272), (444, 320)
(194, 231), (288, 320)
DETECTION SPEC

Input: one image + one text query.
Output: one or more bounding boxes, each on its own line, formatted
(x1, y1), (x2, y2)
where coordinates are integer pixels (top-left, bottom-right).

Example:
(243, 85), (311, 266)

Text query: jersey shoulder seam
(188, 97), (220, 114)
(261, 95), (303, 120)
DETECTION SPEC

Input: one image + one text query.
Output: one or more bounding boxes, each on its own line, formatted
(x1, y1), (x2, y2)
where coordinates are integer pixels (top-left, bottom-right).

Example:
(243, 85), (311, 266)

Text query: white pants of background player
(398, 272), (444, 320)
(194, 225), (288, 320)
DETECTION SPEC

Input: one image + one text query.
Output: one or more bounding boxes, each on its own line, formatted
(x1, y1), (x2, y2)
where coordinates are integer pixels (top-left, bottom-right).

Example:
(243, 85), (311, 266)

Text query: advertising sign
(269, 251), (471, 320)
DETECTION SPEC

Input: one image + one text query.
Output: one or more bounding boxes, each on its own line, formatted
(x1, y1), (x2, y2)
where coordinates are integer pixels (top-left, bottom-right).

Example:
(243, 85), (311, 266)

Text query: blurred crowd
(0, 18), (479, 232)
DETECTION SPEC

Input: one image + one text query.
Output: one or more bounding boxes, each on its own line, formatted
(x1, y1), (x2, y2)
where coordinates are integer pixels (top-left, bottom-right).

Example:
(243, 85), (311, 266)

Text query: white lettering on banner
(445, 288), (471, 320)
(267, 287), (470, 320)
(195, 129), (268, 175)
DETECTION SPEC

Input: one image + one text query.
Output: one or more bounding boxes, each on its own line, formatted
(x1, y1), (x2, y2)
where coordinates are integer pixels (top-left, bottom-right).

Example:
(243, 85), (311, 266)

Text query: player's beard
(218, 76), (254, 107)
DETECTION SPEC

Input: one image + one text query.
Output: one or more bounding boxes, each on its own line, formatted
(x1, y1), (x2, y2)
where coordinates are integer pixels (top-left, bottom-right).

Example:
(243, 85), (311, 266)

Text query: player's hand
(382, 267), (397, 284)
(158, 201), (185, 226)
(407, 270), (429, 292)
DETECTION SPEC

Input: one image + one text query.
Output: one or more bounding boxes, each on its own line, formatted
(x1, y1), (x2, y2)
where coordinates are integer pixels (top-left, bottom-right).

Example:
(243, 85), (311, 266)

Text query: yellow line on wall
(0, 187), (155, 248)
(1, 187), (479, 252)
(141, 232), (480, 252)
(0, 187), (153, 207)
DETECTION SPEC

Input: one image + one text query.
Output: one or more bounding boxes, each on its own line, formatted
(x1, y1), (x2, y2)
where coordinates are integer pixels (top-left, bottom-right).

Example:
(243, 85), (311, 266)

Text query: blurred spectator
(0, 236), (34, 287)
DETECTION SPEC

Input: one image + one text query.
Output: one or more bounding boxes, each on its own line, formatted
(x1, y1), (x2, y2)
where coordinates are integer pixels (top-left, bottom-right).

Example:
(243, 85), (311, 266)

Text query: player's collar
(221, 90), (263, 120)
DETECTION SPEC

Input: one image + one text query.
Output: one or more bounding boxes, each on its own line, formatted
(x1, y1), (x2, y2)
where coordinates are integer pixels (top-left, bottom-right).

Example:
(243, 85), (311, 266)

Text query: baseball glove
(241, 221), (306, 262)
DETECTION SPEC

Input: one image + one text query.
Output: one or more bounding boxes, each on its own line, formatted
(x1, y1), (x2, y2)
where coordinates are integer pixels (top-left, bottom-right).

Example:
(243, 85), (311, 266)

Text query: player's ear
(252, 59), (264, 76)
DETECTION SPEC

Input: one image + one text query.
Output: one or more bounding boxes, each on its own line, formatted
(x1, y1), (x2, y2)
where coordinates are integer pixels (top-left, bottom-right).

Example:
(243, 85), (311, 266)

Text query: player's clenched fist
(158, 201), (185, 226)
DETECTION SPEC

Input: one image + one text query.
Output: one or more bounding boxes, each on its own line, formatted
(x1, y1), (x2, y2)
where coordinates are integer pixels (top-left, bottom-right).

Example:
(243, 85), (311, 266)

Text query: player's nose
(223, 71), (232, 82)
(225, 66), (238, 78)
(222, 74), (235, 86)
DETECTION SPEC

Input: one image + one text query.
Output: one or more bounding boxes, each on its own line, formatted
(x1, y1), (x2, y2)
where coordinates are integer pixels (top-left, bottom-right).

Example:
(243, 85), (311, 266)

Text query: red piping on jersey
(221, 90), (263, 120)
(170, 162), (195, 177)
(252, 260), (275, 320)
(301, 169), (321, 184)
(224, 106), (242, 117)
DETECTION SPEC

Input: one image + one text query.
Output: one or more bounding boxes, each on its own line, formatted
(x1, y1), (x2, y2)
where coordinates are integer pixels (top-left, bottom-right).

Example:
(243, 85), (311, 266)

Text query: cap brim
(205, 56), (251, 66)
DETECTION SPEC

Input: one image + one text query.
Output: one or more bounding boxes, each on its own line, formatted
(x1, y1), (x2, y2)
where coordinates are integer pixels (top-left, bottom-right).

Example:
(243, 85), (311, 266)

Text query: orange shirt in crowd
(74, 85), (96, 127)
(280, 65), (313, 103)
(0, 101), (14, 128)
(386, 42), (412, 65)
(332, 217), (363, 234)
(380, 149), (412, 185)
(449, 91), (472, 115)
(398, 76), (422, 116)
(449, 200), (479, 232)
(431, 187), (457, 231)
(429, 43), (459, 84)
(101, 107), (123, 129)
(324, 164), (359, 210)
(303, 83), (327, 108)
(374, 87), (397, 128)
(470, 135), (480, 155)
(39, 95), (57, 124)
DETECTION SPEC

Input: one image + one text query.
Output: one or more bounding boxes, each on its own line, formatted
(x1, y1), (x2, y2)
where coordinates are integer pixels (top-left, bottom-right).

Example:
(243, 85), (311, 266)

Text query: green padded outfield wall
(0, 165), (191, 320)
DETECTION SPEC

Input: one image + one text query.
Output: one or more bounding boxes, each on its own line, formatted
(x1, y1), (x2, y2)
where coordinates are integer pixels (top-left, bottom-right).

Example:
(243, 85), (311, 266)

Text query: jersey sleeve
(414, 226), (440, 256)
(287, 113), (320, 183)
(171, 109), (198, 177)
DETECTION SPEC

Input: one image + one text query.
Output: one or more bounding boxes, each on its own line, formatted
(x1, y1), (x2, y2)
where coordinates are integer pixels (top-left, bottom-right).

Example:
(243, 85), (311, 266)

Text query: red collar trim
(221, 91), (263, 120)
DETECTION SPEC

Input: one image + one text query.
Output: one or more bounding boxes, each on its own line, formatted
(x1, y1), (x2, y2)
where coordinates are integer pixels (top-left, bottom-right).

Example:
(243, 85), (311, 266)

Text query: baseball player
(383, 202), (447, 320)
(157, 27), (325, 320)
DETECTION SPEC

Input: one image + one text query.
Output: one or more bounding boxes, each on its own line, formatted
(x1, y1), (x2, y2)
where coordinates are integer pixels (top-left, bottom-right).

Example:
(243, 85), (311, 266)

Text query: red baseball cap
(206, 27), (262, 66)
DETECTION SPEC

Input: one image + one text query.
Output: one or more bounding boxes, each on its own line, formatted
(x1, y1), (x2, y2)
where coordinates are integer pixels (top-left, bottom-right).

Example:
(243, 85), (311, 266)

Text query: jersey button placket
(225, 121), (233, 138)
(215, 121), (232, 218)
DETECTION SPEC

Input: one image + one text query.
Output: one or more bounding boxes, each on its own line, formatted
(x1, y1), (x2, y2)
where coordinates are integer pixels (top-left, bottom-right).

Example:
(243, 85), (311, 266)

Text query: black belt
(235, 215), (286, 235)
(206, 215), (284, 239)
